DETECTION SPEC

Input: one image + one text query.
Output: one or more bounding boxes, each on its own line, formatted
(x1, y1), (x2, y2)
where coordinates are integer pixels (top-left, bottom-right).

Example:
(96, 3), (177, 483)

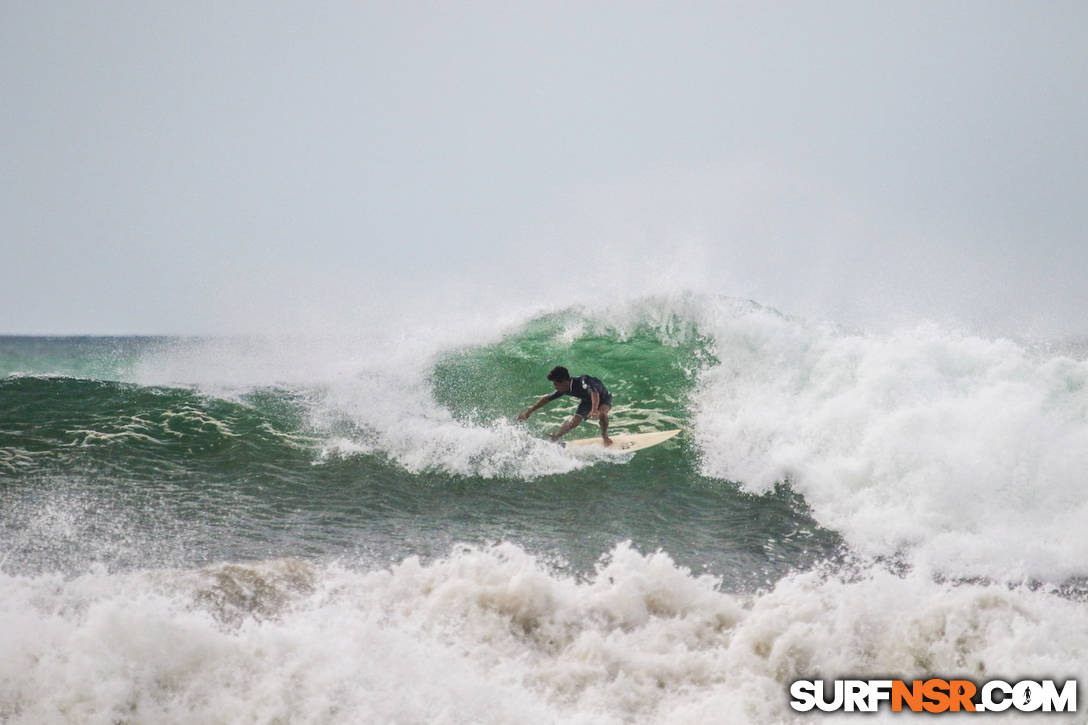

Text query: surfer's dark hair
(547, 366), (571, 382)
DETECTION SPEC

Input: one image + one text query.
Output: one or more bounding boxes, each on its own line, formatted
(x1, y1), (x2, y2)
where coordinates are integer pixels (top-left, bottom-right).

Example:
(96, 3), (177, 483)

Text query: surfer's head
(547, 366), (572, 393)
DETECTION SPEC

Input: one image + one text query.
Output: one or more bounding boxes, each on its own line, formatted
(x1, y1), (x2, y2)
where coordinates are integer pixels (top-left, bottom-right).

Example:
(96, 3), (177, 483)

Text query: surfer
(517, 366), (613, 446)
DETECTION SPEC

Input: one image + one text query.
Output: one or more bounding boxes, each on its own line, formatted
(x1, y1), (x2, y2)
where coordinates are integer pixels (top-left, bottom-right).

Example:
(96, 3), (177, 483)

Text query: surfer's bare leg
(596, 404), (612, 446)
(549, 415), (583, 442)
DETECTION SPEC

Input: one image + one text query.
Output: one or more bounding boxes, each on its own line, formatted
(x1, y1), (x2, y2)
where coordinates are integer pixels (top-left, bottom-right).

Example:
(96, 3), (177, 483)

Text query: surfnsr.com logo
(789, 679), (1077, 714)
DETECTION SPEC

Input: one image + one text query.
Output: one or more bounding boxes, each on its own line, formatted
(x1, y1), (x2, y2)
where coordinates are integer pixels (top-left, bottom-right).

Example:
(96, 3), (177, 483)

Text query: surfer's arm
(517, 395), (555, 421)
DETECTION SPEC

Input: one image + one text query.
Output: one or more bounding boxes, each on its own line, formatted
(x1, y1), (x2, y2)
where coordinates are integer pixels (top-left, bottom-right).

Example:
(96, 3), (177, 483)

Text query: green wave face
(0, 376), (314, 478)
(431, 308), (718, 435)
(0, 312), (838, 585)
(2, 309), (719, 478)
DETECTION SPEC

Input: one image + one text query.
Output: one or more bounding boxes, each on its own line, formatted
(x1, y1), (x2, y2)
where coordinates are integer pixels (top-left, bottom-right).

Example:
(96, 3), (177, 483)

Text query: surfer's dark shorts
(575, 392), (612, 419)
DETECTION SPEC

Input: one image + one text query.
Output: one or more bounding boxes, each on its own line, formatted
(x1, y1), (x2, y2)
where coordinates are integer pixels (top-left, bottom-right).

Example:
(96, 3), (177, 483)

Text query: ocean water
(2, 293), (1086, 723)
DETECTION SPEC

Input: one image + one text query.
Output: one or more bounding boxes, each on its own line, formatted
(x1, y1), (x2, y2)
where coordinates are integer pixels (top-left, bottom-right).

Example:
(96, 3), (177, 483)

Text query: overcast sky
(2, 1), (1086, 336)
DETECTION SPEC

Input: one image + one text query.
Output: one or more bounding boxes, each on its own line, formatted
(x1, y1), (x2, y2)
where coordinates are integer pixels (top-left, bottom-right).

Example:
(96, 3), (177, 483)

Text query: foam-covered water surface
(2, 544), (1084, 724)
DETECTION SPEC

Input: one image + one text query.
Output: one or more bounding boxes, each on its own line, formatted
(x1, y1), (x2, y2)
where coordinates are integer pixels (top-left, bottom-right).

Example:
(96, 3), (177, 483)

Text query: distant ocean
(2, 293), (1086, 723)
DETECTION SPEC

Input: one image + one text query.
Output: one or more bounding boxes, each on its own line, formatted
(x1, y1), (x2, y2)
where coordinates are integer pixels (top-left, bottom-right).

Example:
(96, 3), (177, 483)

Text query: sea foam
(690, 304), (1088, 582)
(1, 543), (1083, 724)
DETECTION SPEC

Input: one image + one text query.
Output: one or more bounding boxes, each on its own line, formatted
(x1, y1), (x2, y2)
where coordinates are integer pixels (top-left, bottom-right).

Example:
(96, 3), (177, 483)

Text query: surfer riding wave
(517, 366), (613, 446)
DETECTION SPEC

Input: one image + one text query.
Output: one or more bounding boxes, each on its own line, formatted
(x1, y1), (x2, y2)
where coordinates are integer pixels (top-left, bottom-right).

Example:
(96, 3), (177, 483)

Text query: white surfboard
(565, 429), (681, 453)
